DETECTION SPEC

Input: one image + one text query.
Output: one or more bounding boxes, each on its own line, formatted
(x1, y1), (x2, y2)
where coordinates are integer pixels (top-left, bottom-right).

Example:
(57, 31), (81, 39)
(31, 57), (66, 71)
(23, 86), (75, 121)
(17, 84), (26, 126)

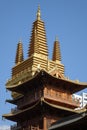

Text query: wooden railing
(18, 91), (41, 109)
(30, 126), (43, 130)
(11, 107), (18, 114)
(11, 125), (43, 130)
(11, 124), (21, 130)
(44, 89), (80, 107)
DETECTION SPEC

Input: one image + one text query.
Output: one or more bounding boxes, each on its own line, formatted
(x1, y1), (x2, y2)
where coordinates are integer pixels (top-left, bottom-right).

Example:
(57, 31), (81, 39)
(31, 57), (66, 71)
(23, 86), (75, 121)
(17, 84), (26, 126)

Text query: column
(43, 117), (47, 130)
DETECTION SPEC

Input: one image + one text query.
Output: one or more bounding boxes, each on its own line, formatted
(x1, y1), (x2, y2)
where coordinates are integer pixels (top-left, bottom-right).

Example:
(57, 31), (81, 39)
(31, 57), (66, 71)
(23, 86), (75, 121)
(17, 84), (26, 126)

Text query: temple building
(3, 6), (87, 130)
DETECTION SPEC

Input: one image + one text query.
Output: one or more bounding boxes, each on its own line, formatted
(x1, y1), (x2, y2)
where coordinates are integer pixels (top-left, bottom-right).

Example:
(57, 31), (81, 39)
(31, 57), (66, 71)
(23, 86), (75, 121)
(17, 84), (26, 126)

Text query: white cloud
(0, 125), (10, 130)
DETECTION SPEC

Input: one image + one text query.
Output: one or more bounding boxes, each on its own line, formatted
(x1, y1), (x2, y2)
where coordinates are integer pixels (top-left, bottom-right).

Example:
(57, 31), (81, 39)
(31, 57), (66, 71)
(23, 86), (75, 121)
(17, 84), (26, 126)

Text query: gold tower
(6, 6), (64, 93)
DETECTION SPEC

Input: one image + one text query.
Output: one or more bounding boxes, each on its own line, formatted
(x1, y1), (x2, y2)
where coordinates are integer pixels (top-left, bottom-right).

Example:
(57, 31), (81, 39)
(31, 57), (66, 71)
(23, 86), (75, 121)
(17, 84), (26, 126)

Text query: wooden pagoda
(3, 6), (87, 130)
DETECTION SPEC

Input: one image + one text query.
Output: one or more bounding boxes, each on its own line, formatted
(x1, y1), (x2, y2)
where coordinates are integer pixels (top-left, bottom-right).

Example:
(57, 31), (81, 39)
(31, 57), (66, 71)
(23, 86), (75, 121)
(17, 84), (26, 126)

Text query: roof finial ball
(37, 5), (41, 20)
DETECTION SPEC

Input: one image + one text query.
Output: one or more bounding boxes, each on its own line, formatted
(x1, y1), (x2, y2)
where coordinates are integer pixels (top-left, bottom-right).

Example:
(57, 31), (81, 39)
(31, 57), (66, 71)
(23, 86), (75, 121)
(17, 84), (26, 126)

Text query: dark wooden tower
(3, 6), (87, 130)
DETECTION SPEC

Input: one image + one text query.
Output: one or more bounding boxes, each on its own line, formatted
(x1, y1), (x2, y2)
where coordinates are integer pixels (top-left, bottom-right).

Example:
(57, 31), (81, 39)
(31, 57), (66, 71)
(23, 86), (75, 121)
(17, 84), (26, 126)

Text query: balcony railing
(44, 89), (80, 107)
(30, 126), (43, 130)
(11, 124), (21, 130)
(11, 107), (18, 114)
(18, 91), (42, 109)
(11, 125), (43, 130)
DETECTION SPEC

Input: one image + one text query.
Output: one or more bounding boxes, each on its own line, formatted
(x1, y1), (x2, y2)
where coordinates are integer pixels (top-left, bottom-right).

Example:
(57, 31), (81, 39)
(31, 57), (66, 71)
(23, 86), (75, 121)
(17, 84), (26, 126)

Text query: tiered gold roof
(6, 6), (64, 92)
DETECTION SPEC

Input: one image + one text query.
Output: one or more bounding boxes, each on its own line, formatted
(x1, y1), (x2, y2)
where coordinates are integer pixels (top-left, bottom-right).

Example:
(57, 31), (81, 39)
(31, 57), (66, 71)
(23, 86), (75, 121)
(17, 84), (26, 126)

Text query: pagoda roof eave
(6, 70), (42, 92)
(6, 95), (23, 105)
(3, 98), (77, 122)
(43, 99), (78, 113)
(6, 99), (17, 105)
(2, 99), (40, 121)
(6, 70), (87, 94)
(49, 111), (87, 130)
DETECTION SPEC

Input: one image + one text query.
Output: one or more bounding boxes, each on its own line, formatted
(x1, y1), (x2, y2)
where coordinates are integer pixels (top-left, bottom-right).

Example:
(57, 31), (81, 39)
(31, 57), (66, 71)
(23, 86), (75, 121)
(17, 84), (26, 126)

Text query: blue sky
(0, 0), (87, 126)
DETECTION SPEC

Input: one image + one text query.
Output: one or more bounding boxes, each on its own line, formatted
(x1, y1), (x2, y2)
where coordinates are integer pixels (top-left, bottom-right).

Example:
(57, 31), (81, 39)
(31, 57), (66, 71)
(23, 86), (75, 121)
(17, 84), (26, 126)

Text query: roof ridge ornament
(37, 5), (41, 20)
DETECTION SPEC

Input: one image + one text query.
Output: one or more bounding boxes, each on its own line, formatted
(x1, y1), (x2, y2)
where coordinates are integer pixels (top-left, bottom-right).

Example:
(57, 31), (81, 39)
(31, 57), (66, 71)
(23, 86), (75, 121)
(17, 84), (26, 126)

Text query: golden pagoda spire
(15, 40), (24, 64)
(52, 36), (61, 62)
(28, 6), (48, 58)
(37, 5), (41, 20)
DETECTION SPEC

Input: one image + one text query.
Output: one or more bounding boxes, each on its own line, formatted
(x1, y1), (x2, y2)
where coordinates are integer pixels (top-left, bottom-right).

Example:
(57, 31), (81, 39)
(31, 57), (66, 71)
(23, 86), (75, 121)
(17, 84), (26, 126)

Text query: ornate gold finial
(37, 5), (41, 20)
(55, 36), (58, 42)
